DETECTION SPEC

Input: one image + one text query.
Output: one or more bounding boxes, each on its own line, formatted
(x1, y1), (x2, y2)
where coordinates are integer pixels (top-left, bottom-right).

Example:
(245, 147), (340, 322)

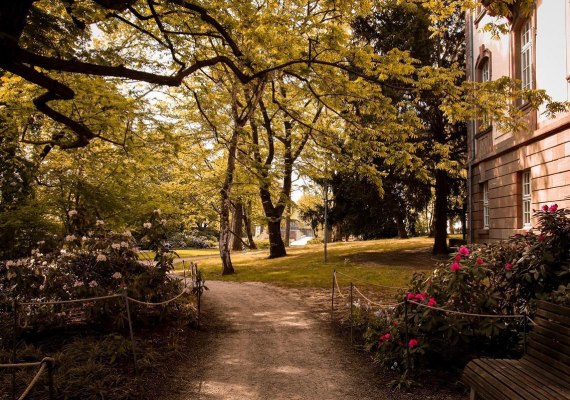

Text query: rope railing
(0, 357), (55, 400)
(352, 285), (405, 309)
(330, 269), (537, 352)
(335, 270), (406, 290)
(127, 287), (193, 307)
(19, 294), (122, 307)
(411, 301), (537, 326)
(8, 267), (205, 397)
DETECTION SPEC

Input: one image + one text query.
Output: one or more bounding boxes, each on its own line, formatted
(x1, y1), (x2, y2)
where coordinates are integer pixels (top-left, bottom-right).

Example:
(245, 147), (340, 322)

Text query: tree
(352, 1), (467, 253)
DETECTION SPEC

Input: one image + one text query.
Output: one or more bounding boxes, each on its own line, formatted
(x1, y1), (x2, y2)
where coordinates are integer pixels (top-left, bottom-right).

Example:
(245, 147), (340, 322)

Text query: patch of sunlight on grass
(172, 237), (449, 289)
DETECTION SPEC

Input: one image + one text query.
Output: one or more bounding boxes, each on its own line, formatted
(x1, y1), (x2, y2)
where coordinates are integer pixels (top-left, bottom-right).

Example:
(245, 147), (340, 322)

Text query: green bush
(0, 210), (183, 331)
(365, 205), (570, 375)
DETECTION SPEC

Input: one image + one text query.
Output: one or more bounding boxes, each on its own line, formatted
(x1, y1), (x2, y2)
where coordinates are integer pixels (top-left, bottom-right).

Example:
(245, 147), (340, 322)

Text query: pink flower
(458, 246), (470, 256)
(505, 263), (513, 271)
(422, 292), (429, 298)
(542, 204), (549, 212)
(454, 255), (462, 262)
(392, 321), (398, 326)
(408, 339), (419, 348)
(379, 333), (392, 344)
(476, 258), (484, 265)
(406, 293), (415, 300)
(415, 293), (425, 302)
(428, 297), (437, 307)
(549, 204), (558, 212)
(451, 262), (462, 272)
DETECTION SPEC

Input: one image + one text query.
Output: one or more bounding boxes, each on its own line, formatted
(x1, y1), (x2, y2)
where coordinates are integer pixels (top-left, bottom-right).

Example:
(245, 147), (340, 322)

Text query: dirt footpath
(161, 281), (466, 400)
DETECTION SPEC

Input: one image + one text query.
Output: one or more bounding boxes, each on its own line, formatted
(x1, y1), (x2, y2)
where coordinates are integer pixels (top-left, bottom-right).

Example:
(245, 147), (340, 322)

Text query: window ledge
(514, 228), (533, 235)
(478, 228), (490, 235)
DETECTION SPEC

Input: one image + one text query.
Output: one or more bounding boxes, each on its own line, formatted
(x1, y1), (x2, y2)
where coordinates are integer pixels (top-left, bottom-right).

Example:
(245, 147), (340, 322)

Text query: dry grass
(175, 237), (449, 291)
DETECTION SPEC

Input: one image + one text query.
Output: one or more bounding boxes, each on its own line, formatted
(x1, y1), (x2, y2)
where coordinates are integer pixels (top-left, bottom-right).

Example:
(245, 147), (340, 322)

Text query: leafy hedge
(364, 206), (570, 376)
(0, 209), (183, 331)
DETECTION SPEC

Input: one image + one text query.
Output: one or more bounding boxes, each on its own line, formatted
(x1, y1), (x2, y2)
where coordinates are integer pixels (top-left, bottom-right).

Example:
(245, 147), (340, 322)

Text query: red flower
(539, 234), (545, 242)
(392, 320), (398, 326)
(406, 293), (415, 300)
(458, 246), (470, 256)
(476, 258), (484, 265)
(454, 255), (462, 262)
(379, 333), (392, 344)
(549, 204), (558, 212)
(505, 263), (513, 271)
(542, 204), (549, 212)
(415, 293), (425, 302)
(428, 297), (437, 307)
(451, 262), (461, 272)
(408, 339), (419, 348)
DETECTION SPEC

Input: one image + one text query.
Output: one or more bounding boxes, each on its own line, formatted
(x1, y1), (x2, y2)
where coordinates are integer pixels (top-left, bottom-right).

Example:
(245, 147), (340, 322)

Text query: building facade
(467, 1), (570, 243)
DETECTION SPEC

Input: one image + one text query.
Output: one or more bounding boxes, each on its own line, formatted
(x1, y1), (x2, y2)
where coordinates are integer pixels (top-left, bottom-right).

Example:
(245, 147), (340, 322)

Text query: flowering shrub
(365, 206), (570, 374)
(0, 210), (182, 330)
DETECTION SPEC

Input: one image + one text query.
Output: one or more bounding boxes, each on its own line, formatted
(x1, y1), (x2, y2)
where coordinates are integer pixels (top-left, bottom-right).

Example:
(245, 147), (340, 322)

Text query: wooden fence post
(12, 299), (18, 400)
(331, 270), (336, 322)
(404, 298), (410, 372)
(46, 358), (55, 400)
(122, 289), (138, 374)
(350, 282), (353, 346)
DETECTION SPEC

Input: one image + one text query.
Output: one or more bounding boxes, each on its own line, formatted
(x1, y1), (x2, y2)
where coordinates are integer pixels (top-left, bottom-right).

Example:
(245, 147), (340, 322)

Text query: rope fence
(0, 357), (55, 400)
(330, 269), (536, 352)
(6, 264), (205, 399)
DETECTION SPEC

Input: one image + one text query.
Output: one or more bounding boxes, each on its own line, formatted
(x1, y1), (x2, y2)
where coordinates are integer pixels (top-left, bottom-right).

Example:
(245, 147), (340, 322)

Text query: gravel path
(161, 281), (467, 400)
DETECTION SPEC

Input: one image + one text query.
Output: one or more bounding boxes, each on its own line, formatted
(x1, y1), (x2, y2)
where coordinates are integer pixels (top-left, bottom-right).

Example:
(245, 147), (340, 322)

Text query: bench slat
(533, 324), (570, 348)
(463, 302), (570, 400)
(463, 370), (503, 400)
(522, 352), (570, 383)
(477, 359), (544, 400)
(537, 300), (570, 319)
(527, 338), (570, 367)
(518, 358), (570, 392)
(536, 308), (570, 328)
(531, 329), (570, 358)
(497, 359), (570, 400)
(463, 360), (520, 400)
(535, 314), (570, 336)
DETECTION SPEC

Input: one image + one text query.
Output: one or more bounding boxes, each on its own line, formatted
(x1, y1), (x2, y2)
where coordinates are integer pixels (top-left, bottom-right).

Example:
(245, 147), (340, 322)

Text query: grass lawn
(175, 237), (450, 291)
(138, 248), (219, 261)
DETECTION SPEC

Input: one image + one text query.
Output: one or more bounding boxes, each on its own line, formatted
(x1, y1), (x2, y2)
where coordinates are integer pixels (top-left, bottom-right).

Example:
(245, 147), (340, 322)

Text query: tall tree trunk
(267, 217), (286, 258)
(396, 217), (408, 239)
(284, 202), (291, 246)
(230, 201), (244, 251)
(219, 129), (239, 275)
(433, 169), (449, 254)
(243, 202), (257, 249)
(448, 216), (455, 235)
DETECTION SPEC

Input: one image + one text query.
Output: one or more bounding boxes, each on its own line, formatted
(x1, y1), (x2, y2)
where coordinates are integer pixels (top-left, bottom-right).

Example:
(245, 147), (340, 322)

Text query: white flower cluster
(96, 254), (107, 262)
(68, 209), (78, 217)
(88, 280), (98, 288)
(143, 222), (152, 229)
(112, 272), (122, 279)
(111, 243), (121, 249)
(96, 220), (105, 226)
(65, 235), (76, 242)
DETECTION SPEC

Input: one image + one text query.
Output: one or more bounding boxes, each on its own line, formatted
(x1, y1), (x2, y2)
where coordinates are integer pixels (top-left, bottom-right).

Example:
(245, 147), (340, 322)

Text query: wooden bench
(462, 300), (570, 400)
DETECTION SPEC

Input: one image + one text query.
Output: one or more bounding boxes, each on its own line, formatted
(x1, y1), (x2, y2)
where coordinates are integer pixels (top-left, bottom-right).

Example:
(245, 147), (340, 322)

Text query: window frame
(520, 19), (533, 91)
(522, 171), (532, 228)
(483, 182), (490, 229)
